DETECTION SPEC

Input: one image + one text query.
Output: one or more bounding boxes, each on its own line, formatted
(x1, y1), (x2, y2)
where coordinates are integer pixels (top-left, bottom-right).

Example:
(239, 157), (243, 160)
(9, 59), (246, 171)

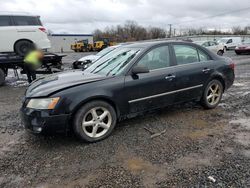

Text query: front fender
(51, 77), (125, 118)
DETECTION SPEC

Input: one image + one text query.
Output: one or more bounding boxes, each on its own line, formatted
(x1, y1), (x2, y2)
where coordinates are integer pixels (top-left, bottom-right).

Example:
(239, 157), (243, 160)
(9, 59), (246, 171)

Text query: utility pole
(168, 24), (172, 38)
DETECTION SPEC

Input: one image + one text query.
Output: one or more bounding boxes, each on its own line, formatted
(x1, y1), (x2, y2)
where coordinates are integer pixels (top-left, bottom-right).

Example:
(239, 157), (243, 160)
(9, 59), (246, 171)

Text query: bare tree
(148, 27), (166, 39)
(92, 20), (166, 42)
(93, 21), (249, 42)
(93, 29), (103, 41)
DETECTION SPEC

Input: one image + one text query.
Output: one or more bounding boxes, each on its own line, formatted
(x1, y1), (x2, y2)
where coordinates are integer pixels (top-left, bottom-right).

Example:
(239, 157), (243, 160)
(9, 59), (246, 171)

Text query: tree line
(93, 20), (250, 42)
(93, 21), (167, 42)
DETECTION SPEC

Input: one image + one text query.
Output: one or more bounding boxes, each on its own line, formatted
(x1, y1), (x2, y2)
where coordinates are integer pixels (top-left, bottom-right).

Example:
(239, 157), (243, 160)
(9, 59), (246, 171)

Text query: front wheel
(201, 80), (223, 109)
(73, 100), (117, 142)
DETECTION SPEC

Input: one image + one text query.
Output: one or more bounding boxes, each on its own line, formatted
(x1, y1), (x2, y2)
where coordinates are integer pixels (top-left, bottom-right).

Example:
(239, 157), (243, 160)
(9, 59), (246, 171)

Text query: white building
(48, 34), (93, 52)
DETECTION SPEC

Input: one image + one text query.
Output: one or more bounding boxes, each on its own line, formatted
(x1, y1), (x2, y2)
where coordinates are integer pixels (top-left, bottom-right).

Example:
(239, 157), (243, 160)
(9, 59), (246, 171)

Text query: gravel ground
(0, 51), (250, 187)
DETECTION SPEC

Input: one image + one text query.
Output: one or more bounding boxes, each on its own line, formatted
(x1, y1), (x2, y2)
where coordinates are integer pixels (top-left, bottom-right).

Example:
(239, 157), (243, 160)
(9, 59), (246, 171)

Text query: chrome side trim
(128, 84), (203, 103)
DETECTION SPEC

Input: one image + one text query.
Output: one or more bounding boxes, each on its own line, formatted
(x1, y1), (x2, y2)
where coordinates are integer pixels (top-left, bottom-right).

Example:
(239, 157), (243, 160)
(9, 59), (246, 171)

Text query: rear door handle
(165, 74), (176, 81)
(202, 68), (210, 73)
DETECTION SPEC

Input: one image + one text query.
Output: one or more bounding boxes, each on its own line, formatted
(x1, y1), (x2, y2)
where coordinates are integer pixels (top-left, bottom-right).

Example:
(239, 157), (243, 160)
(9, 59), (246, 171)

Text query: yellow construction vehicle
(71, 40), (94, 52)
(94, 38), (116, 51)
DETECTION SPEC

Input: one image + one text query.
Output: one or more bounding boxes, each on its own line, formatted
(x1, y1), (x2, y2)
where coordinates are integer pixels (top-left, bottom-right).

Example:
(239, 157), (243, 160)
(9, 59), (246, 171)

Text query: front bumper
(20, 107), (70, 134)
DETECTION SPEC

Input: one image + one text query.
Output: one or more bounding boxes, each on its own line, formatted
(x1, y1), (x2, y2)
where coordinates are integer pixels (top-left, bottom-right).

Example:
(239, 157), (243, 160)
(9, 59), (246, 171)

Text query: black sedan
(21, 41), (235, 142)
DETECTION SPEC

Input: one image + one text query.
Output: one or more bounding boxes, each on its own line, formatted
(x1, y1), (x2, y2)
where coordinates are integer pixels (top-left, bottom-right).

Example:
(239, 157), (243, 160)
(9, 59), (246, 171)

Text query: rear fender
(206, 71), (226, 91)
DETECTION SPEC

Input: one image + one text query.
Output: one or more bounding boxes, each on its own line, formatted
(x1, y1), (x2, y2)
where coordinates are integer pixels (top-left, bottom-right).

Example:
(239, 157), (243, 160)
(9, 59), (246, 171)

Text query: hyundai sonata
(21, 41), (235, 142)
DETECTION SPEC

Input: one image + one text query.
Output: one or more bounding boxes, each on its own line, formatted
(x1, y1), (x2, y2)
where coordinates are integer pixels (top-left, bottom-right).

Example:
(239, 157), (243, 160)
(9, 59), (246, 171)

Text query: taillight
(226, 58), (235, 70)
(229, 63), (235, 70)
(39, 27), (47, 33)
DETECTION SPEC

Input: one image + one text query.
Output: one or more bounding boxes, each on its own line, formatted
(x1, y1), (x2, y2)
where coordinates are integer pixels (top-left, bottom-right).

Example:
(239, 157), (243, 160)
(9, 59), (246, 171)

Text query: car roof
(0, 12), (38, 17)
(195, 40), (216, 43)
(123, 40), (193, 48)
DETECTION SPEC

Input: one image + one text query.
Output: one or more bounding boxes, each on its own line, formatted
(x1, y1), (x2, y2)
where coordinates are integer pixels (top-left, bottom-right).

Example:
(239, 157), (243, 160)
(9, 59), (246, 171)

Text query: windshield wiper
(93, 52), (128, 74)
(106, 50), (139, 76)
(93, 56), (119, 74)
(106, 61), (123, 76)
(90, 58), (111, 73)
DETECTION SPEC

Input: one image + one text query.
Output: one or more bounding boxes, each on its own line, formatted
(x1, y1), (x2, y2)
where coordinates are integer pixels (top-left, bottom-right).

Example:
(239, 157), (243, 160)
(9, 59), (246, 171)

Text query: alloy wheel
(82, 107), (112, 138)
(206, 83), (222, 105)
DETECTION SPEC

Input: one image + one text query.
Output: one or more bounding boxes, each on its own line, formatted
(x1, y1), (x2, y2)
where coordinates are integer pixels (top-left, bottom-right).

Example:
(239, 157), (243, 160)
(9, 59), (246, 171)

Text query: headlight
(27, 97), (60, 110)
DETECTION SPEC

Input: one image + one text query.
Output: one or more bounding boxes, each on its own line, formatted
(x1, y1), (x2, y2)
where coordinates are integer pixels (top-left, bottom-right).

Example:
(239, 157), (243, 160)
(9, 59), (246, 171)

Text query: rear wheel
(201, 80), (223, 109)
(73, 100), (117, 142)
(0, 68), (5, 86)
(217, 50), (224, 56)
(14, 40), (34, 56)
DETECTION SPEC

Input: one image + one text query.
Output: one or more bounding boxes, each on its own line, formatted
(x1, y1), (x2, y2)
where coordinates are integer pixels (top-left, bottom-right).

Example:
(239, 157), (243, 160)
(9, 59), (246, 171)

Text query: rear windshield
(13, 16), (42, 26)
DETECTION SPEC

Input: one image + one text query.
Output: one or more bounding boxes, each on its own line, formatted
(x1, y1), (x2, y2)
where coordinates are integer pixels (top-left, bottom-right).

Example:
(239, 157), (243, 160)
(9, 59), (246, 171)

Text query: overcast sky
(1, 0), (250, 34)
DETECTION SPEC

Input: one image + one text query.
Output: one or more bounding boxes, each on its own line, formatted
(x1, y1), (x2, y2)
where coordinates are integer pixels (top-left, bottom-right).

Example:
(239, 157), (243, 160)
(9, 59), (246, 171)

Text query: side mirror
(132, 65), (149, 75)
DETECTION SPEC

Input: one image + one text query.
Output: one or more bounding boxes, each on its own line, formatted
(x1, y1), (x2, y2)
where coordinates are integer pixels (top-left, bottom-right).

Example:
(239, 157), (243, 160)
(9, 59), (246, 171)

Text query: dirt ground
(0, 51), (250, 187)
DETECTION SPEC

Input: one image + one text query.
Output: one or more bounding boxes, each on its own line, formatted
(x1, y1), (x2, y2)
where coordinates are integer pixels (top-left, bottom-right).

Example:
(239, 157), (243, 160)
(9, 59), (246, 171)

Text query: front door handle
(165, 75), (176, 81)
(202, 68), (210, 73)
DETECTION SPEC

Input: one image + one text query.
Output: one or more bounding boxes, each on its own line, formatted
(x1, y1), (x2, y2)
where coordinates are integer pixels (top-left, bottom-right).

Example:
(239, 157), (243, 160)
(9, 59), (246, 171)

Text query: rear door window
(0, 16), (12, 26)
(198, 50), (210, 61)
(174, 45), (211, 65)
(13, 16), (42, 26)
(174, 45), (199, 65)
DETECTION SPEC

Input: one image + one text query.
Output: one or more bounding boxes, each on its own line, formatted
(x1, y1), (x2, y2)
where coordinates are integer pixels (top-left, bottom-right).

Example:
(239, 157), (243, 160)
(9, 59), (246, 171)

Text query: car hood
(26, 70), (108, 97)
(78, 55), (100, 62)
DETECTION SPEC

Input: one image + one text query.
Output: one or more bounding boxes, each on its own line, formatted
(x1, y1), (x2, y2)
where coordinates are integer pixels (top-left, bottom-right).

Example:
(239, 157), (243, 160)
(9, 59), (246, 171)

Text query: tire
(224, 46), (227, 52)
(217, 50), (224, 56)
(0, 68), (5, 86)
(236, 52), (241, 55)
(201, 80), (223, 109)
(14, 40), (34, 56)
(73, 100), (117, 142)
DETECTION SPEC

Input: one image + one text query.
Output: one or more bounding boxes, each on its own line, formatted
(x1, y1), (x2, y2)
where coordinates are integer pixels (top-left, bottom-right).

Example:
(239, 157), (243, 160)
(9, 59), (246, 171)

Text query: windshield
(96, 46), (116, 57)
(85, 47), (141, 76)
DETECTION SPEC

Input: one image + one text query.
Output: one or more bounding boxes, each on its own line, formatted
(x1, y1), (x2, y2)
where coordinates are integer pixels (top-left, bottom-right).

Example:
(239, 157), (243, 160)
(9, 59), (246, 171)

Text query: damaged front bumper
(20, 107), (70, 134)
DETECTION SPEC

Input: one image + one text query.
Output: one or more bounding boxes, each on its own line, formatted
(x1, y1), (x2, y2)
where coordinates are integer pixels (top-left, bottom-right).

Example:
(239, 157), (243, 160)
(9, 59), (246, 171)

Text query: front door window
(137, 46), (170, 70)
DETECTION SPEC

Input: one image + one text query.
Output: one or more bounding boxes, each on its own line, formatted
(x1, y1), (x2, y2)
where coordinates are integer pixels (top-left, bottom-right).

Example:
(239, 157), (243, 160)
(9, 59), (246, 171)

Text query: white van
(218, 37), (242, 50)
(0, 13), (51, 56)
